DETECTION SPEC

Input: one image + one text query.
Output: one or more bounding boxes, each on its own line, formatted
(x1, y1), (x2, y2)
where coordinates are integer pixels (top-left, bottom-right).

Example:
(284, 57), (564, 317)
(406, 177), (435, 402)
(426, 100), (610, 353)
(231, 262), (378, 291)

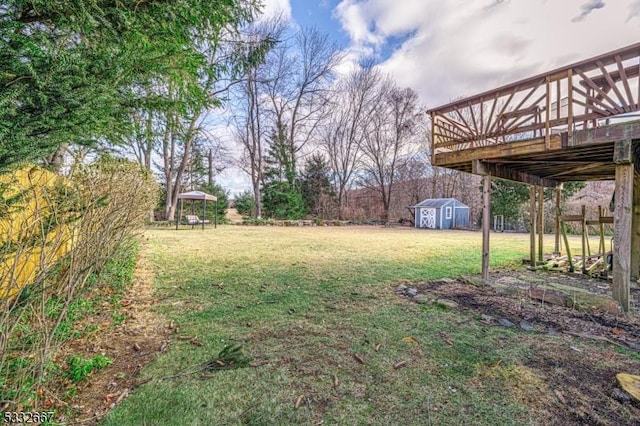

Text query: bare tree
(263, 27), (342, 173)
(232, 18), (286, 218)
(320, 67), (381, 219)
(359, 81), (423, 222)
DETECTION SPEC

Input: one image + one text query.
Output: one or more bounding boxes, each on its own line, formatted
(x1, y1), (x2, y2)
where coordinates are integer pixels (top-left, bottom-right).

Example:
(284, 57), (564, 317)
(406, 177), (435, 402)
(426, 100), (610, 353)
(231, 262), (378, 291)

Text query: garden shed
(411, 198), (469, 229)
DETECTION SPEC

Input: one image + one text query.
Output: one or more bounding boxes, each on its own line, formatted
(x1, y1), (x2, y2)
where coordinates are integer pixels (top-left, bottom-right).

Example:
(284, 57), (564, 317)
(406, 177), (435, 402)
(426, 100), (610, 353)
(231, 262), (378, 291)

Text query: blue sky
(217, 0), (640, 195)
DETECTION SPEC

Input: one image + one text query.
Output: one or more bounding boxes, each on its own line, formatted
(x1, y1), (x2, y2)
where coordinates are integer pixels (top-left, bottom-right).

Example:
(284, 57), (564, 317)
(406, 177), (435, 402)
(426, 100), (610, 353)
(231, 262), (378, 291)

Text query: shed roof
(177, 190), (217, 201)
(410, 198), (468, 209)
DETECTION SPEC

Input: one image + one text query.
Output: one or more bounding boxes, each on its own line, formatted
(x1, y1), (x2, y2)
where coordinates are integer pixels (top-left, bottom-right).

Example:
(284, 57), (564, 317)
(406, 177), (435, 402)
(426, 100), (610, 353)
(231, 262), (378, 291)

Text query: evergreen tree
(234, 190), (256, 217)
(0, 0), (259, 170)
(300, 153), (334, 217)
(490, 180), (530, 223)
(261, 124), (305, 219)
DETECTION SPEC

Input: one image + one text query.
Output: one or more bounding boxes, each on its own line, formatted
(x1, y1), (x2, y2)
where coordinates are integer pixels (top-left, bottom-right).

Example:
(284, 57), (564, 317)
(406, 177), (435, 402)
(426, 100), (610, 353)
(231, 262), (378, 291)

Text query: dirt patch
(400, 270), (640, 426)
(53, 241), (169, 425)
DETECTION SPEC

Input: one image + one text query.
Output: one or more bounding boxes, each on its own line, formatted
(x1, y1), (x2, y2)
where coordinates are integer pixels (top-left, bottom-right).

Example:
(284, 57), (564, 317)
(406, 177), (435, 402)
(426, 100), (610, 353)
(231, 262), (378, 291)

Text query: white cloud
(258, 0), (292, 21)
(572, 0), (606, 22)
(334, 0), (640, 108)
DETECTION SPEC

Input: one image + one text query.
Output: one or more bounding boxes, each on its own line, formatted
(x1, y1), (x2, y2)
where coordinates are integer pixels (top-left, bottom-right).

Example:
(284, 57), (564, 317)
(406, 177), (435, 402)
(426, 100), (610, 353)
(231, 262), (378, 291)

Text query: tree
(263, 27), (342, 174)
(300, 153), (335, 217)
(0, 0), (260, 171)
(233, 17), (286, 218)
(490, 180), (530, 223)
(234, 190), (256, 216)
(359, 81), (423, 222)
(261, 124), (305, 219)
(321, 66), (381, 219)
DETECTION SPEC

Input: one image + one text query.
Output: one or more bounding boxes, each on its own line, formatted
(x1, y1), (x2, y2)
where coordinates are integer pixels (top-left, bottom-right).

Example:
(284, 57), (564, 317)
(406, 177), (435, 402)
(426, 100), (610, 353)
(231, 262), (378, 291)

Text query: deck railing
(428, 42), (640, 156)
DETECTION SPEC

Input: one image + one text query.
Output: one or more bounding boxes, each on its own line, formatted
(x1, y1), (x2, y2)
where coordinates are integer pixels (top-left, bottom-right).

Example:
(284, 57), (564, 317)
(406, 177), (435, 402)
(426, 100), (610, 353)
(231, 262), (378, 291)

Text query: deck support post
(474, 160), (491, 280)
(554, 184), (562, 256)
(482, 174), (491, 280)
(632, 174), (640, 281)
(613, 139), (634, 312)
(529, 186), (537, 267)
(537, 186), (544, 262)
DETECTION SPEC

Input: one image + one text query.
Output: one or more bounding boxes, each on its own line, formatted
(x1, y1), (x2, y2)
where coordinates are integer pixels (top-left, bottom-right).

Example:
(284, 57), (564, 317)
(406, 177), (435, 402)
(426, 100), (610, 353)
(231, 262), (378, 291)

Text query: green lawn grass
(101, 226), (592, 425)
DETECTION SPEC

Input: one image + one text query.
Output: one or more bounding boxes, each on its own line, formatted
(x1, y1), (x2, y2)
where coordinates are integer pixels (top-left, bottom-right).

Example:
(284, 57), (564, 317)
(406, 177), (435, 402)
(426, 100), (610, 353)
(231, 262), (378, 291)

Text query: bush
(235, 190), (256, 217)
(0, 157), (157, 410)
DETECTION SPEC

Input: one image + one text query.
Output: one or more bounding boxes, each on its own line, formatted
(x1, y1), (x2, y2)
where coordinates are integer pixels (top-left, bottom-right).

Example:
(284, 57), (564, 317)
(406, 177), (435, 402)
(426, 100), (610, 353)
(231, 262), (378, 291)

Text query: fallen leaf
(295, 395), (304, 410)
(352, 353), (365, 364)
(554, 389), (566, 404)
(333, 375), (340, 388)
(402, 336), (419, 345)
(393, 361), (407, 370)
(375, 343), (381, 352)
(439, 333), (453, 346)
(249, 360), (269, 367)
(190, 338), (203, 347)
(133, 343), (141, 351)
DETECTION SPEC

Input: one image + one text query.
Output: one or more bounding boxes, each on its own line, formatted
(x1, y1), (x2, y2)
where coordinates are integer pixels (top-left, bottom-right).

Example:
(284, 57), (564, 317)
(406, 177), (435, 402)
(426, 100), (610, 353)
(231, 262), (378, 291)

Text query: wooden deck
(429, 42), (640, 185)
(427, 42), (640, 312)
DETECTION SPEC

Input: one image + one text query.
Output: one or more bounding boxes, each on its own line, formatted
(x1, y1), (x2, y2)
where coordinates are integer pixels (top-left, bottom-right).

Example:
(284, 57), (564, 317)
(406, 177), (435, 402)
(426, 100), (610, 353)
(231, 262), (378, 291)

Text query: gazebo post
(215, 199), (218, 228)
(176, 198), (183, 230)
(203, 199), (206, 230)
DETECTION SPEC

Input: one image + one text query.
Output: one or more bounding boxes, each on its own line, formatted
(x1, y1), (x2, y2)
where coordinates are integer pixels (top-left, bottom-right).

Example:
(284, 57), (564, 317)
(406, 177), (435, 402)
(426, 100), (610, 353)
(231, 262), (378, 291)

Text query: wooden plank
(633, 173), (640, 280)
(567, 69), (574, 144)
(434, 135), (562, 166)
(581, 205), (587, 274)
(482, 175), (491, 280)
(596, 60), (628, 110)
(570, 120), (640, 147)
(530, 186), (537, 267)
(554, 185), (562, 255)
(481, 163), (560, 188)
(562, 221), (574, 271)
(538, 186), (544, 262)
(615, 57), (635, 106)
(613, 161), (633, 312)
(614, 139), (633, 164)
(560, 215), (585, 222)
(598, 206), (605, 255)
(545, 76), (551, 149)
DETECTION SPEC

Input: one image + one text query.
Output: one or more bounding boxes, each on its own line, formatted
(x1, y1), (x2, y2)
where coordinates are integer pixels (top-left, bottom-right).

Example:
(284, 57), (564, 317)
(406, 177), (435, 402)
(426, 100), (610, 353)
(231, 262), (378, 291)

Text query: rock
(616, 373), (640, 403)
(611, 387), (633, 403)
(413, 294), (433, 304)
(519, 320), (535, 332)
(626, 341), (640, 351)
(480, 314), (494, 323)
(434, 299), (458, 309)
(406, 288), (418, 297)
(395, 285), (407, 294)
(498, 318), (515, 328)
(528, 288), (568, 306)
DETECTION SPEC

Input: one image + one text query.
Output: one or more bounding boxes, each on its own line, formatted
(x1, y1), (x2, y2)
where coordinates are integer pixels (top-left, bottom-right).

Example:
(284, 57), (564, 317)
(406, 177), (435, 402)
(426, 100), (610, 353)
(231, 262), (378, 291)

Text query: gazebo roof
(177, 190), (217, 201)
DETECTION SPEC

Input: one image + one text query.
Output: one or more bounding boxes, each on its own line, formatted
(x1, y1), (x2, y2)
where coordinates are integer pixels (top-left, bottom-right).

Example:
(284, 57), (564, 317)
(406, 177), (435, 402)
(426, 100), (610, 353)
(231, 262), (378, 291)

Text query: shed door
(420, 208), (436, 228)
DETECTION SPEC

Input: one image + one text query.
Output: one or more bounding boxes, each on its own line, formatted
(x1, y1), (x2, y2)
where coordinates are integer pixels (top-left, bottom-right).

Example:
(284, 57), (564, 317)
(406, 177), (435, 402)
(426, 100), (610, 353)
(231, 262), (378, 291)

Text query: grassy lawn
(101, 226), (592, 425)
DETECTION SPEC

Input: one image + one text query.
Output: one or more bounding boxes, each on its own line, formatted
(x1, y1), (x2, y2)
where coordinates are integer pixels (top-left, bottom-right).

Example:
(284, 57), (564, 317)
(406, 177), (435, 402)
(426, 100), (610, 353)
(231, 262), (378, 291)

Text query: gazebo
(175, 190), (218, 230)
